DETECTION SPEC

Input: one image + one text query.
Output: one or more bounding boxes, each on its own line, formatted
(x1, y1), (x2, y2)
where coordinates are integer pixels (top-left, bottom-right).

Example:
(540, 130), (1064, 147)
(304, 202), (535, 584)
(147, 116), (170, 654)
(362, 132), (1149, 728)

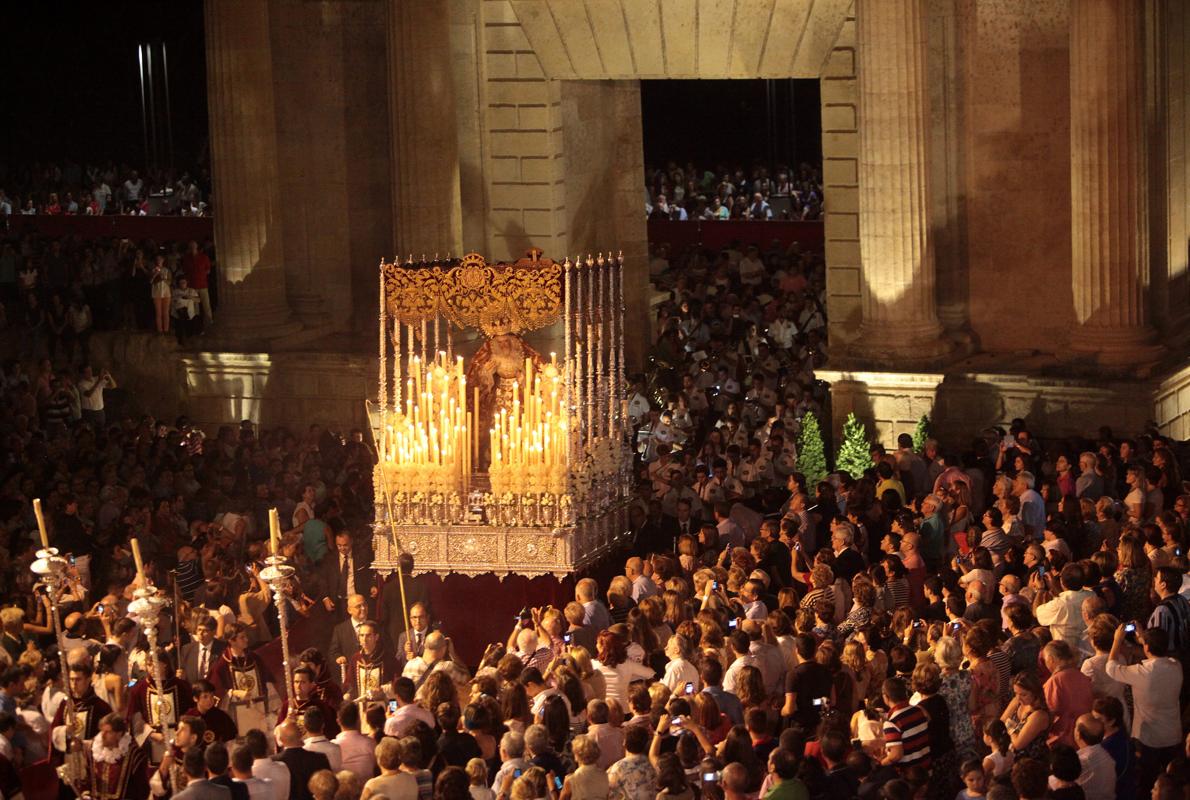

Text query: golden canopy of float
(369, 250), (632, 579)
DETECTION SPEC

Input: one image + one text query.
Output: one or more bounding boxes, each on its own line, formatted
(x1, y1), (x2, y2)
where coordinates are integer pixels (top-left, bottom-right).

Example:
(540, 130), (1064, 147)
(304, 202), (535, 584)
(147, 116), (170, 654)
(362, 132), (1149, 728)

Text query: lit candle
(32, 498), (48, 549)
(269, 508), (281, 555)
(131, 537), (145, 582)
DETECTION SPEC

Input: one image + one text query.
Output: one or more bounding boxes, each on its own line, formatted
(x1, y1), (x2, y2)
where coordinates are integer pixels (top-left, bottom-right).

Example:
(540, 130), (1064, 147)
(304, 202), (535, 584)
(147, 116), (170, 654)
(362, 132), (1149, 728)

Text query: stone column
(855, 0), (950, 361)
(388, 1), (464, 257)
(1069, 0), (1160, 363)
(204, 0), (300, 341)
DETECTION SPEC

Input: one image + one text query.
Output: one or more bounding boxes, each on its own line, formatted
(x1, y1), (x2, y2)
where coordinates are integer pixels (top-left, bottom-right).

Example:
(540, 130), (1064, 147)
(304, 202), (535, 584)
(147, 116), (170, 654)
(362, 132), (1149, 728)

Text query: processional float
(369, 250), (633, 579)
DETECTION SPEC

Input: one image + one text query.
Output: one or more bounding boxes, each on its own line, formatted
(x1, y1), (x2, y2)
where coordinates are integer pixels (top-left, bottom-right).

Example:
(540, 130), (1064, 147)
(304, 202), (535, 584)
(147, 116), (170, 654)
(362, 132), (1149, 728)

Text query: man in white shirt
(246, 729), (289, 800)
(721, 631), (758, 694)
(77, 365), (116, 429)
(1105, 624), (1183, 794)
(1034, 564), (1095, 648)
(714, 503), (745, 551)
(302, 706), (342, 771)
(1070, 714), (1115, 800)
(490, 731), (528, 792)
(232, 742), (277, 800)
(123, 171), (144, 202)
(624, 557), (658, 602)
(332, 702), (377, 782)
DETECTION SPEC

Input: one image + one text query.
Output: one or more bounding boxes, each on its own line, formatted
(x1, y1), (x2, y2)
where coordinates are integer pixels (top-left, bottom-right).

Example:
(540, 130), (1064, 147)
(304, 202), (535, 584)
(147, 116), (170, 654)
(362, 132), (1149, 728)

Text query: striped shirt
(883, 702), (930, 768)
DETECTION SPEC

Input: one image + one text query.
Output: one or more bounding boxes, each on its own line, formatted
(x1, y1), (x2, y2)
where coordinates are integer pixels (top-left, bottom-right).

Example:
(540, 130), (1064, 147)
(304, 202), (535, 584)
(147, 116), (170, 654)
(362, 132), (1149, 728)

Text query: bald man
(273, 722), (330, 800)
(61, 611), (99, 654)
(1073, 713), (1116, 800)
(328, 594), (369, 666)
(624, 557), (658, 602)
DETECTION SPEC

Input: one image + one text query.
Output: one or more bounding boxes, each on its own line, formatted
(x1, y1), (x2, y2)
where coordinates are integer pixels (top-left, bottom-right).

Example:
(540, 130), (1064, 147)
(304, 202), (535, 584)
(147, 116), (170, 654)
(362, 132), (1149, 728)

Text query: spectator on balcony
(150, 253), (172, 334)
(746, 193), (772, 221)
(184, 240), (214, 325)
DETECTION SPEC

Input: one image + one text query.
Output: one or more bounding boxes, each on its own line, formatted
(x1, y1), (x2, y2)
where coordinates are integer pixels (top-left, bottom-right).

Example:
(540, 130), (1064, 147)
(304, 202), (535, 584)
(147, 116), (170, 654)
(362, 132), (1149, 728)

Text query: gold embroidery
(382, 252), (563, 337)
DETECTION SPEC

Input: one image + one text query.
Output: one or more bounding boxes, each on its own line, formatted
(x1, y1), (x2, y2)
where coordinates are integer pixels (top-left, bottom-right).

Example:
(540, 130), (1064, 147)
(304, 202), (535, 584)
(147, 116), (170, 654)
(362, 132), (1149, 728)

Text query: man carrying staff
(51, 661), (113, 767)
(209, 622), (278, 739)
(277, 667), (340, 738)
(126, 650), (194, 765)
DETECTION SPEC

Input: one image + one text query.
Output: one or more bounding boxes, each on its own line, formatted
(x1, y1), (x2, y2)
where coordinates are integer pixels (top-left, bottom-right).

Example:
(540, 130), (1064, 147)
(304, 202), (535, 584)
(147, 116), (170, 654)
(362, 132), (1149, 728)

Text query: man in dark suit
(173, 747), (231, 800)
(659, 497), (701, 550)
(273, 721), (331, 800)
(379, 553), (431, 650)
(394, 602), (431, 674)
(327, 594), (369, 666)
(316, 525), (374, 619)
(179, 617), (226, 685)
(204, 742), (249, 800)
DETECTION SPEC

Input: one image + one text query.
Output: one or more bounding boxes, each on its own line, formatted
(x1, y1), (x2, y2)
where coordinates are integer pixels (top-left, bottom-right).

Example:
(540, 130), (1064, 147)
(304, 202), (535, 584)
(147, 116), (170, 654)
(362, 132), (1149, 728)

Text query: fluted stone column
(204, 0), (299, 341)
(388, 1), (463, 257)
(855, 0), (950, 361)
(1070, 0), (1160, 363)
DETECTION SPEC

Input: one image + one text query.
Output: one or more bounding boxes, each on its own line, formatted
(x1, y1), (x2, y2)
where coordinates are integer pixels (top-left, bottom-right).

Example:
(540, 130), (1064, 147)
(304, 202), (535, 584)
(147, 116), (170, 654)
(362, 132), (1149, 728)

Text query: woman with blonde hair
(934, 635), (979, 760)
(1115, 533), (1153, 621)
(562, 646), (605, 701)
(637, 595), (673, 646)
(733, 665), (768, 715)
(661, 590), (690, 631)
(690, 689), (731, 744)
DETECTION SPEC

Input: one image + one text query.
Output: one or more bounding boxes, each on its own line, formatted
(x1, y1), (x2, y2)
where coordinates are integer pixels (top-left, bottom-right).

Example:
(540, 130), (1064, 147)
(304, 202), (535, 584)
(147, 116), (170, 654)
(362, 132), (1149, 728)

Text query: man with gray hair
(575, 578), (611, 630)
(490, 731), (526, 792)
(1075, 452), (1104, 501)
(1014, 471), (1045, 539)
(524, 723), (564, 777)
(830, 520), (864, 582)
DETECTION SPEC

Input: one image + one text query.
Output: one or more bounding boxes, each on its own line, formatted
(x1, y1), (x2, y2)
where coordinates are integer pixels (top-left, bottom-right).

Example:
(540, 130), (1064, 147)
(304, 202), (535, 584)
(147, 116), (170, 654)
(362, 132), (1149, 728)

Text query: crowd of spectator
(0, 232), (216, 357)
(645, 163), (823, 222)
(0, 222), (1181, 800)
(0, 161), (210, 217)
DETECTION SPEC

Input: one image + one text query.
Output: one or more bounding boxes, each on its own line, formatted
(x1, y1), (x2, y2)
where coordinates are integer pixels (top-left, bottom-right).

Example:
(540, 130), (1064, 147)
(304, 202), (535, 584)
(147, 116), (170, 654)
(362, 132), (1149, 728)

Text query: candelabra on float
(258, 509), (296, 696)
(370, 250), (634, 579)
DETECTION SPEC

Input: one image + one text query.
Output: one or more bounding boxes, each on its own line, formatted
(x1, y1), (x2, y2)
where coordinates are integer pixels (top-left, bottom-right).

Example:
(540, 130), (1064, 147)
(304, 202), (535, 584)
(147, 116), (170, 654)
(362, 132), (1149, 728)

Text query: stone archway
(452, 0), (854, 367)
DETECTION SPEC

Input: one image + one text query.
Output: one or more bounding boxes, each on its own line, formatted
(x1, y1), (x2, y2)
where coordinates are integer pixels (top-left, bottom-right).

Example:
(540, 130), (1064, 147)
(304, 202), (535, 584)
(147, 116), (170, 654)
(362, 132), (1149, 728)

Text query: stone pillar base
(851, 319), (955, 365)
(1066, 328), (1164, 367)
(213, 307), (304, 345)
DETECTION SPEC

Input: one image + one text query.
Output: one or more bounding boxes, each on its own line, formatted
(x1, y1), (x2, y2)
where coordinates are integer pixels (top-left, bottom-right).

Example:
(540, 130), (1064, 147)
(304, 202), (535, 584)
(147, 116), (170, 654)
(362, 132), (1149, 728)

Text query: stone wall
(818, 367), (1152, 448)
(821, 10), (862, 349)
(270, 0), (392, 331)
(89, 332), (374, 434)
(960, 1), (1076, 355)
(1155, 361), (1190, 441)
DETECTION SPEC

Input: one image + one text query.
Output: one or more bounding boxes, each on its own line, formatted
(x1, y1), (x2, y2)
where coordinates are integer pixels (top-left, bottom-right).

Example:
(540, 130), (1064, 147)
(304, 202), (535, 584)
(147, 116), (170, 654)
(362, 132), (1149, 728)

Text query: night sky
(0, 2), (207, 174)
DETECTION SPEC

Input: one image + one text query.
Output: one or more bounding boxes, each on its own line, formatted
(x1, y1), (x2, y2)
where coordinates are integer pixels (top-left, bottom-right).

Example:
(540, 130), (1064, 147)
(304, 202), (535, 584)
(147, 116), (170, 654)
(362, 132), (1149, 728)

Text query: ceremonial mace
(31, 499), (88, 791)
(126, 538), (175, 774)
(259, 509), (296, 700)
